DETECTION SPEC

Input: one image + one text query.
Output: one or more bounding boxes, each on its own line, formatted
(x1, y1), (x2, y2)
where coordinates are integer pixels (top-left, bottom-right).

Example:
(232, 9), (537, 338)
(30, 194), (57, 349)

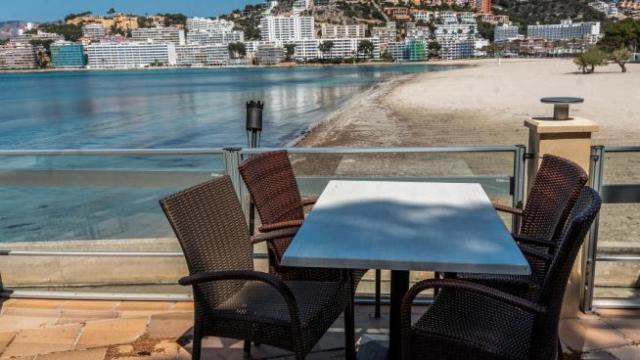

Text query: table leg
(344, 270), (356, 360)
(389, 270), (409, 359)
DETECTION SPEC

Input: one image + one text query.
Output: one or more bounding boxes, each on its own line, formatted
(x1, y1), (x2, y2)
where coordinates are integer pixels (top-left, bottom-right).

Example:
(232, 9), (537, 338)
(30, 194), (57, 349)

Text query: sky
(0, 0), (262, 22)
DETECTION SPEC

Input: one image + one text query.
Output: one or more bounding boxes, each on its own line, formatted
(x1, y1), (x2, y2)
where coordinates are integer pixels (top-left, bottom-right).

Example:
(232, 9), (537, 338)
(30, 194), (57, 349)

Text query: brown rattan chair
(160, 176), (355, 360)
(238, 150), (374, 310)
(401, 186), (601, 360)
(454, 154), (589, 297)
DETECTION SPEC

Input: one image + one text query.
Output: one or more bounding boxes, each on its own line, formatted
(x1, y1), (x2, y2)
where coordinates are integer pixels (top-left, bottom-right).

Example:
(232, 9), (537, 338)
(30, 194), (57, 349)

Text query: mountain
(494, 0), (608, 26)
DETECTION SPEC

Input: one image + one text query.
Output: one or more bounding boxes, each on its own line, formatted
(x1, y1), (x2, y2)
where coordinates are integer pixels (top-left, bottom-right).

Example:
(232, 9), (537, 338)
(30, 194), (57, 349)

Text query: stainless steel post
(513, 145), (527, 232)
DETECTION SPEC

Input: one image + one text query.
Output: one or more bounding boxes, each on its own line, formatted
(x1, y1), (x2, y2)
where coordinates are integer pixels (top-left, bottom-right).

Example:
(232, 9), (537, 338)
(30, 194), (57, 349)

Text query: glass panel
(594, 150), (640, 303)
(0, 153), (224, 296)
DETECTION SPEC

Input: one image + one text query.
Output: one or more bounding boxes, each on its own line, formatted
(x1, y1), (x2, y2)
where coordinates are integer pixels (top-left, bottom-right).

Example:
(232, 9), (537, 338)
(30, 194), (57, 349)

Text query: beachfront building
(186, 17), (235, 32)
(131, 27), (186, 45)
(175, 44), (229, 66)
(289, 39), (320, 61)
(319, 38), (381, 60)
(86, 42), (177, 69)
(527, 20), (601, 42)
(320, 24), (367, 39)
(260, 16), (315, 42)
(494, 24), (520, 42)
(434, 23), (478, 38)
(186, 30), (244, 46)
(437, 36), (475, 59)
(371, 22), (397, 50)
(386, 42), (406, 61)
(82, 23), (106, 40)
(50, 41), (86, 68)
(384, 40), (427, 61)
(0, 42), (37, 69)
(256, 44), (285, 65)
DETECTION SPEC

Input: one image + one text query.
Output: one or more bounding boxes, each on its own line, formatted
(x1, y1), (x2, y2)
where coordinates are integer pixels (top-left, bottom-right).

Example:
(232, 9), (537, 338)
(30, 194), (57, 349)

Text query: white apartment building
(0, 43), (37, 69)
(494, 24), (520, 42)
(86, 42), (177, 69)
(131, 27), (186, 45)
(319, 38), (381, 59)
(436, 36), (475, 59)
(82, 23), (106, 39)
(260, 16), (315, 42)
(371, 22), (397, 48)
(288, 39), (320, 61)
(434, 23), (478, 38)
(589, 2), (619, 18)
(527, 20), (601, 41)
(11, 31), (64, 44)
(187, 30), (244, 45)
(175, 44), (229, 66)
(186, 17), (235, 32)
(321, 24), (367, 39)
(293, 0), (313, 14)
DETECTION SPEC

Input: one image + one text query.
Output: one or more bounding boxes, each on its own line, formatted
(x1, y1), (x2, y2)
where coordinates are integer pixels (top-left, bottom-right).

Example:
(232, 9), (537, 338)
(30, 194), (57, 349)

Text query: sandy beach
(299, 58), (640, 147)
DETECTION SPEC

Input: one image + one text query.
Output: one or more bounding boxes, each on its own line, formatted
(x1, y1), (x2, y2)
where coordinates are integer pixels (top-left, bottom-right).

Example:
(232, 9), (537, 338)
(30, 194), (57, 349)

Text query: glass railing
(585, 146), (640, 310)
(0, 146), (525, 301)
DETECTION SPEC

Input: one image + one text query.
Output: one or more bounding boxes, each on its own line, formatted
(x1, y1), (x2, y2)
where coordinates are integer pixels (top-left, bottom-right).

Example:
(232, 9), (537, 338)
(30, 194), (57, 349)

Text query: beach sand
(299, 58), (640, 147)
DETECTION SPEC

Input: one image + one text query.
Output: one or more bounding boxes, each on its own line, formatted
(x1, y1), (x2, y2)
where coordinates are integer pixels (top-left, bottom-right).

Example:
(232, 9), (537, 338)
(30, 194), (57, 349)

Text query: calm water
(0, 64), (456, 242)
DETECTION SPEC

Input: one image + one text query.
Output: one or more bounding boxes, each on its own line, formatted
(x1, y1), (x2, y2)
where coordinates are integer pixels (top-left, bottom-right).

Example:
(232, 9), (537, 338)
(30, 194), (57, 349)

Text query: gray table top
(281, 180), (531, 275)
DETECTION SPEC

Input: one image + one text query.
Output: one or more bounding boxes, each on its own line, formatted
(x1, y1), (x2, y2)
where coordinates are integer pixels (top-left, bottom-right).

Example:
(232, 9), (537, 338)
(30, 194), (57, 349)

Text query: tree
(573, 47), (607, 74)
(598, 19), (640, 52)
(107, 8), (116, 15)
(610, 47), (632, 73)
(382, 50), (394, 62)
(161, 13), (187, 27)
(319, 40), (334, 60)
(477, 21), (495, 42)
(36, 48), (50, 69)
(64, 11), (92, 22)
(284, 43), (297, 61)
(428, 41), (441, 58)
(228, 42), (246, 59)
(357, 39), (374, 60)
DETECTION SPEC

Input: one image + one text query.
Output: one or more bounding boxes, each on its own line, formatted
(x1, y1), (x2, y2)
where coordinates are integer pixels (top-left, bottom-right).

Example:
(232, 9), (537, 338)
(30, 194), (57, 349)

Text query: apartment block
(50, 41), (86, 68)
(176, 44), (229, 66)
(131, 27), (186, 45)
(494, 24), (520, 42)
(82, 23), (106, 39)
(293, 0), (313, 14)
(288, 39), (321, 61)
(436, 36), (475, 59)
(86, 42), (177, 69)
(260, 16), (315, 42)
(527, 20), (601, 41)
(186, 17), (235, 32)
(11, 31), (63, 44)
(321, 24), (367, 39)
(187, 30), (244, 45)
(0, 43), (37, 69)
(371, 22), (397, 49)
(256, 45), (285, 65)
(319, 38), (381, 59)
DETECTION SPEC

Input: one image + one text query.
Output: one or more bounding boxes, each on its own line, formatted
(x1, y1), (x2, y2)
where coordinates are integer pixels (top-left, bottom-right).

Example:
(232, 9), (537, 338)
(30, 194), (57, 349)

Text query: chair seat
(410, 289), (534, 360)
(201, 280), (350, 354)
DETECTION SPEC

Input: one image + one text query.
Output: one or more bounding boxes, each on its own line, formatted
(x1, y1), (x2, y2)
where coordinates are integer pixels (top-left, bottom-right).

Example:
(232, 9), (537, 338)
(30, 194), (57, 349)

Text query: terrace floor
(0, 299), (639, 360)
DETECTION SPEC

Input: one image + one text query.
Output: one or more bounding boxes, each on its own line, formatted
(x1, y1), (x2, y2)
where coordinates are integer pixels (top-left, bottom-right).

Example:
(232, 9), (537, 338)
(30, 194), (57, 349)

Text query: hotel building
(260, 16), (315, 42)
(50, 41), (86, 68)
(292, 0), (313, 14)
(175, 44), (229, 66)
(527, 20), (601, 41)
(86, 42), (177, 69)
(131, 27), (186, 45)
(0, 43), (37, 69)
(82, 24), (106, 39)
(321, 24), (367, 39)
(494, 24), (520, 42)
(187, 30), (244, 46)
(256, 45), (285, 65)
(186, 18), (235, 33)
(319, 38), (381, 60)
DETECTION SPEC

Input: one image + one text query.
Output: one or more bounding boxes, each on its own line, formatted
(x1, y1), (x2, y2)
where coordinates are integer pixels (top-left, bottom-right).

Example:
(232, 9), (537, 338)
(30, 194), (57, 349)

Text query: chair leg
(243, 340), (251, 359)
(192, 322), (203, 360)
(374, 269), (381, 319)
(344, 302), (356, 360)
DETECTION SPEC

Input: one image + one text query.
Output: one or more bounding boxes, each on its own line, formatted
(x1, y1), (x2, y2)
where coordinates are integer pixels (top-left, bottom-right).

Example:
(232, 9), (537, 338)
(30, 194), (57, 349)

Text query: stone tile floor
(0, 299), (638, 359)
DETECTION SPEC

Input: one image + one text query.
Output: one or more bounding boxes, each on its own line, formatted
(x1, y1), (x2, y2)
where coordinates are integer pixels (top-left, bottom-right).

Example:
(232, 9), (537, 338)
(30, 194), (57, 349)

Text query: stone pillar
(524, 117), (599, 317)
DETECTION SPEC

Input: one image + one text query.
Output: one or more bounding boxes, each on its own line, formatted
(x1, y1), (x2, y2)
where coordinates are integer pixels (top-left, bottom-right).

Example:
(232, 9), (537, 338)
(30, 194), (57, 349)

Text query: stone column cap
(524, 117), (599, 134)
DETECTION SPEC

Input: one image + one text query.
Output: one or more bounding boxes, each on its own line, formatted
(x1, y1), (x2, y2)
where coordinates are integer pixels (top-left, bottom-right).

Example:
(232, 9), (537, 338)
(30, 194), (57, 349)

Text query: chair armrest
(178, 269), (302, 330)
(493, 202), (524, 216)
(258, 219), (304, 232)
(514, 234), (557, 249)
(400, 279), (544, 359)
(301, 196), (319, 207)
(251, 227), (299, 245)
(521, 247), (553, 262)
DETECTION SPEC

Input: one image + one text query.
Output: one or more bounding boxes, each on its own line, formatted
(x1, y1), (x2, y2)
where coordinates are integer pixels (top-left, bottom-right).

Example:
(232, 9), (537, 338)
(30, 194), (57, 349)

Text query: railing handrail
(599, 145), (640, 153)
(0, 145), (523, 157)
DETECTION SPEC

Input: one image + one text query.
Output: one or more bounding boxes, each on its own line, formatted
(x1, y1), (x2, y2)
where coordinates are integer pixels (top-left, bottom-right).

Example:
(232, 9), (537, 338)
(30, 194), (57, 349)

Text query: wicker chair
(238, 150), (374, 309)
(401, 186), (601, 360)
(454, 154), (589, 298)
(160, 176), (355, 360)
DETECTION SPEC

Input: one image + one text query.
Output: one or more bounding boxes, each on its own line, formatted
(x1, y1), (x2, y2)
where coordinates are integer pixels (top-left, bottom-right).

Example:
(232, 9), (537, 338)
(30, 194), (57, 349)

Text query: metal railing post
(223, 147), (248, 215)
(512, 145), (527, 232)
(582, 145), (605, 312)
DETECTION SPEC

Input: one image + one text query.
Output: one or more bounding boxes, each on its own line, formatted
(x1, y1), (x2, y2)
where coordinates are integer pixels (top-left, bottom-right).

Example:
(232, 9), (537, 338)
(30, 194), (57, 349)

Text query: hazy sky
(0, 1), (262, 22)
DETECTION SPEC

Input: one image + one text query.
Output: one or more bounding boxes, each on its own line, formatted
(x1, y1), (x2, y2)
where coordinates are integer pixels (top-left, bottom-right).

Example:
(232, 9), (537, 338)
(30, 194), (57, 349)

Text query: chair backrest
(239, 150), (305, 226)
(520, 154), (589, 241)
(160, 176), (253, 307)
(531, 187), (601, 360)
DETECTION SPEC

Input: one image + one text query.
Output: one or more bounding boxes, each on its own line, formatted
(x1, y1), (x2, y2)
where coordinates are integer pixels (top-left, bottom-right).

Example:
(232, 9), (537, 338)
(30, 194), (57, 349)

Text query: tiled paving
(0, 298), (638, 359)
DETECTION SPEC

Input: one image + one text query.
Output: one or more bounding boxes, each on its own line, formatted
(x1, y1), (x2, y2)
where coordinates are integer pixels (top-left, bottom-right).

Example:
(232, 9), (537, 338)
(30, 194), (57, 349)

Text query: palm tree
(357, 40), (375, 60)
(319, 40), (334, 60)
(228, 42), (246, 59)
(284, 43), (297, 62)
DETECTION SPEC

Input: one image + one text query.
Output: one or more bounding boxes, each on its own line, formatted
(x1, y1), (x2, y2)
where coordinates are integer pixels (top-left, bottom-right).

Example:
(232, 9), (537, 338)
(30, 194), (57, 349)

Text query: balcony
(0, 143), (638, 359)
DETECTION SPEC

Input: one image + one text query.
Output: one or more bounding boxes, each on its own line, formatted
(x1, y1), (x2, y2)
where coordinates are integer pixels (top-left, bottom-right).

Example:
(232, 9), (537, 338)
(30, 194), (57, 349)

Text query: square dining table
(281, 180), (531, 359)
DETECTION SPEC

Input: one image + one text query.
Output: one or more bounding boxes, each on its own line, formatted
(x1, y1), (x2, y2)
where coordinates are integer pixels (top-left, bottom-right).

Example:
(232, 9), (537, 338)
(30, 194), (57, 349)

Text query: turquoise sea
(0, 64), (455, 242)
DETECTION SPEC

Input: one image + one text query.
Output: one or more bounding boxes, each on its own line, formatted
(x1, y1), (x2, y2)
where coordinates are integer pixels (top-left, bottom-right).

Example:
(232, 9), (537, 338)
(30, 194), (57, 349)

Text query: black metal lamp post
(540, 97), (584, 120)
(246, 100), (264, 148)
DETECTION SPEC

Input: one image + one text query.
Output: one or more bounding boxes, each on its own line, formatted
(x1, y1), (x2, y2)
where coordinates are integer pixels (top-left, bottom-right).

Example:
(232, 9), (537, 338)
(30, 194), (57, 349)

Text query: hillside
(494, 0), (608, 26)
